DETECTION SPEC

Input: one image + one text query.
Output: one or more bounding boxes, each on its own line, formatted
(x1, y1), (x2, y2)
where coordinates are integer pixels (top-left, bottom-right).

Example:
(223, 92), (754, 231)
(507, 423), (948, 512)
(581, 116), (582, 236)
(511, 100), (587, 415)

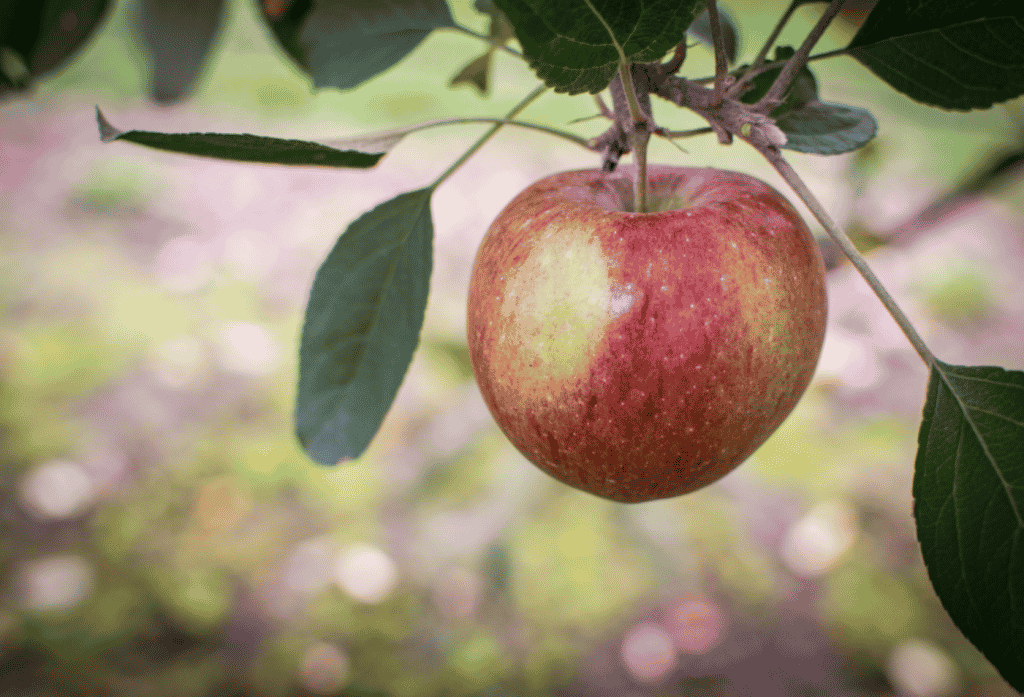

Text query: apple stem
(632, 131), (650, 213)
(765, 151), (938, 368)
(429, 85), (547, 190)
(613, 64), (653, 213)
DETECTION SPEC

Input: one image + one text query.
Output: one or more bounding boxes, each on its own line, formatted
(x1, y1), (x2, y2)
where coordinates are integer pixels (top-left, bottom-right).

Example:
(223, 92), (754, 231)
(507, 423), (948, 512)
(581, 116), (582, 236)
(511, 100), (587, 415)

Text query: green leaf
(492, 0), (704, 94)
(296, 189), (434, 465)
(739, 47), (876, 155)
(0, 0), (111, 96)
(847, 0), (1024, 110)
(131, 0), (226, 103)
(260, 0), (455, 91)
(686, 6), (739, 64)
(449, 0), (515, 95)
(774, 102), (877, 155)
(95, 108), (384, 168)
(914, 361), (1024, 691)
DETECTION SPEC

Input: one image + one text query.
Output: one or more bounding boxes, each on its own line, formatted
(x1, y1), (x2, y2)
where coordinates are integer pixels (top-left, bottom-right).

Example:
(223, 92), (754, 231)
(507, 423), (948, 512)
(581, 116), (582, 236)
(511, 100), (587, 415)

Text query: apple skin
(467, 165), (827, 503)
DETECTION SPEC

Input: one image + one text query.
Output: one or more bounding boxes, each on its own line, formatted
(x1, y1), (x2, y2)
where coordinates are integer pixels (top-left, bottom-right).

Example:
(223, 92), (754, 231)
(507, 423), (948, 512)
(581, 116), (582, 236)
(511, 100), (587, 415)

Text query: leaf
(296, 189), (434, 465)
(739, 47), (876, 155)
(492, 0), (704, 94)
(774, 102), (877, 155)
(686, 6), (739, 64)
(131, 0), (227, 103)
(260, 0), (455, 91)
(847, 0), (1024, 110)
(0, 0), (111, 95)
(474, 0), (515, 44)
(450, 52), (492, 94)
(448, 0), (515, 96)
(914, 361), (1024, 691)
(95, 108), (384, 168)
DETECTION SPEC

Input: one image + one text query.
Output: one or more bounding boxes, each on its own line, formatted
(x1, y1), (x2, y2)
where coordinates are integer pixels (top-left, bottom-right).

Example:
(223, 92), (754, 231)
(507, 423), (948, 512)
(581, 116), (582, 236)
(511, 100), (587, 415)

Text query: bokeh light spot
(620, 621), (676, 684)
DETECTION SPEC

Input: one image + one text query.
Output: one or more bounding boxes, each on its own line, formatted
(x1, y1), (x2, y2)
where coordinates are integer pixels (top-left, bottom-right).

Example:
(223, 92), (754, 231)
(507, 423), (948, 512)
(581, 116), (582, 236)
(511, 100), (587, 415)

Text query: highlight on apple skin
(466, 165), (828, 503)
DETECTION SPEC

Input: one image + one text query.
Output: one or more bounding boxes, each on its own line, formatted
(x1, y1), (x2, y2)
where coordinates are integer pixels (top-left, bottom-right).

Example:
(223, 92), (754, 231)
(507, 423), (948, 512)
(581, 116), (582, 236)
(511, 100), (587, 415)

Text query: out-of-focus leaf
(132, 0), (226, 103)
(914, 361), (1024, 691)
(296, 189), (434, 465)
(260, 0), (455, 91)
(492, 0), (704, 94)
(0, 0), (111, 95)
(687, 6), (739, 64)
(96, 108), (384, 167)
(474, 0), (515, 44)
(740, 47), (876, 154)
(847, 0), (1024, 110)
(450, 0), (515, 96)
(959, 148), (1024, 194)
(450, 52), (491, 94)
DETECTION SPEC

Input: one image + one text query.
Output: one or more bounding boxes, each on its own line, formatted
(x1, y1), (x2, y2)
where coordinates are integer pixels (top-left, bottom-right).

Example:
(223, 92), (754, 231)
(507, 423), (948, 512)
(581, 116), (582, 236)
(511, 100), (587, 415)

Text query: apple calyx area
(467, 166), (827, 503)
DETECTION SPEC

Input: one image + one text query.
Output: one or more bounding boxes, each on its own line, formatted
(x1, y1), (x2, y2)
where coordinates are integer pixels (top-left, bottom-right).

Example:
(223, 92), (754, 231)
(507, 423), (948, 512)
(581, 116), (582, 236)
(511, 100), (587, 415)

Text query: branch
(690, 48), (848, 88)
(431, 85), (547, 189)
(655, 75), (786, 149)
(369, 117), (592, 149)
(757, 0), (800, 69)
(658, 126), (715, 139)
(449, 24), (522, 57)
(756, 146), (937, 367)
(706, 0), (731, 102)
(755, 0), (845, 111)
(663, 42), (687, 76)
(727, 0), (800, 100)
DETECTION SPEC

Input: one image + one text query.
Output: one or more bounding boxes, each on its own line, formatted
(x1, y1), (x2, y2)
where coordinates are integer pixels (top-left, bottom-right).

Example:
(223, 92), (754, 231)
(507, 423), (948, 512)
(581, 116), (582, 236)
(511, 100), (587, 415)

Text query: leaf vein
(938, 365), (1024, 527)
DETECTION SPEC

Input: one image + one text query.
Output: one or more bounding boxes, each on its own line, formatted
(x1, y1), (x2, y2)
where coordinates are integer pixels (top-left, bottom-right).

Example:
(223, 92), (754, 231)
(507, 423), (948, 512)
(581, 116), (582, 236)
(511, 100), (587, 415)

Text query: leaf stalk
(430, 85), (547, 190)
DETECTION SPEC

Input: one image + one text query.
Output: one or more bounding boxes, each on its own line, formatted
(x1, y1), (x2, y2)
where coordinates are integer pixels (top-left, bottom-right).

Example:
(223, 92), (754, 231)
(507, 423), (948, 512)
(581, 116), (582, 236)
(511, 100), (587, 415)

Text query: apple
(466, 165), (827, 503)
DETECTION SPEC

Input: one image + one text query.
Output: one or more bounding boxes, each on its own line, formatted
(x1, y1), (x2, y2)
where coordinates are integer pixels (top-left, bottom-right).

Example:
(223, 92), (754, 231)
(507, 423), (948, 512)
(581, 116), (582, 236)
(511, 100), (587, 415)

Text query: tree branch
(706, 0), (731, 103)
(754, 0), (845, 111)
(448, 24), (522, 58)
(756, 146), (937, 367)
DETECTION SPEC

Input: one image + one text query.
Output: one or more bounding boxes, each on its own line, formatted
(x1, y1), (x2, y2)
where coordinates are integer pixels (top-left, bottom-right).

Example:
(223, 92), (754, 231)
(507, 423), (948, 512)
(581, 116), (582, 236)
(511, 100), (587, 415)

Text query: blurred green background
(2, 1), (1024, 695)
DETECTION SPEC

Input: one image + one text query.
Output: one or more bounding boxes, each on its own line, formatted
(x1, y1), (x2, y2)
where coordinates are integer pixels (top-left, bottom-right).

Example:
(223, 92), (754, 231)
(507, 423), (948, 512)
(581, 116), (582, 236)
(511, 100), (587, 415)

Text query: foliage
(2, 0), (1024, 692)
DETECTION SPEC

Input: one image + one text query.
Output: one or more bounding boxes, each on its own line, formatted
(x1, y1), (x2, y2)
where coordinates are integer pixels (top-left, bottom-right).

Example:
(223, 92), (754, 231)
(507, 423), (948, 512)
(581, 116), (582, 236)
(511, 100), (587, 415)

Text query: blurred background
(2, 0), (1024, 695)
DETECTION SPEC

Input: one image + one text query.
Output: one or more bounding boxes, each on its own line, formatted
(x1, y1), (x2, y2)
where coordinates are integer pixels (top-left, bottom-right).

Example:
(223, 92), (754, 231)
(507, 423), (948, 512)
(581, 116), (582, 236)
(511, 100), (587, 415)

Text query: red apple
(466, 165), (827, 503)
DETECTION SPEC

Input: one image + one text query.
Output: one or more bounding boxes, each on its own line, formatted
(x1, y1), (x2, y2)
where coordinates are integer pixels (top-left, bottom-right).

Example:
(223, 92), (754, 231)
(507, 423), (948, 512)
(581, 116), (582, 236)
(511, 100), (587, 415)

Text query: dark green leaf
(296, 189), (434, 465)
(914, 361), (1024, 691)
(492, 0), (704, 94)
(739, 47), (876, 154)
(95, 108), (384, 168)
(131, 0), (226, 103)
(687, 6), (739, 64)
(260, 0), (455, 91)
(0, 0), (111, 95)
(449, 52), (492, 94)
(847, 0), (1024, 110)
